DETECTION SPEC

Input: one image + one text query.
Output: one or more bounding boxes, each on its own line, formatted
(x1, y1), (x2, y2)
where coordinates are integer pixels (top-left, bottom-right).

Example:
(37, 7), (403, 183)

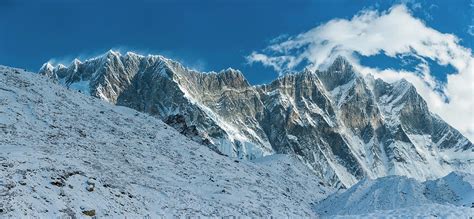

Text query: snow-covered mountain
(2, 64), (473, 217)
(39, 50), (473, 187)
(0, 65), (334, 217)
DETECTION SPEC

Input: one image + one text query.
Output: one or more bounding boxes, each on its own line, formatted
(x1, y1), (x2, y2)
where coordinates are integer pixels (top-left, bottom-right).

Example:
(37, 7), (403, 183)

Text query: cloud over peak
(248, 4), (474, 141)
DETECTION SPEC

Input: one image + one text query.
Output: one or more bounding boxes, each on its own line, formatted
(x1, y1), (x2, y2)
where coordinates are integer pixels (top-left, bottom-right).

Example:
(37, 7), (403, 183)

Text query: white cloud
(248, 4), (474, 141)
(468, 25), (474, 36)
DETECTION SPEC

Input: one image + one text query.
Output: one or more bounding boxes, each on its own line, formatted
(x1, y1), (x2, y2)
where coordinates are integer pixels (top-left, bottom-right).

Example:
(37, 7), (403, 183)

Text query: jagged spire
(328, 55), (353, 72)
(316, 55), (357, 91)
(72, 58), (82, 65)
(106, 49), (121, 56)
(39, 62), (54, 72)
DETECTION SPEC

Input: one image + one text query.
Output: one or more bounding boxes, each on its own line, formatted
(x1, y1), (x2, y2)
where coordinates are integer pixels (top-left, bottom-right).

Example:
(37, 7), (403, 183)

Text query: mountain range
(0, 51), (472, 217)
(39, 50), (472, 187)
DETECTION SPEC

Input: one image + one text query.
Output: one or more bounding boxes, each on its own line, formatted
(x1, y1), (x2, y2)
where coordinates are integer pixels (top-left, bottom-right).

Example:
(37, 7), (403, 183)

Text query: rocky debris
(86, 178), (96, 186)
(86, 184), (94, 192)
(59, 208), (76, 218)
(50, 171), (84, 187)
(78, 129), (87, 138)
(50, 178), (65, 187)
(86, 178), (96, 192)
(59, 189), (66, 197)
(82, 209), (96, 217)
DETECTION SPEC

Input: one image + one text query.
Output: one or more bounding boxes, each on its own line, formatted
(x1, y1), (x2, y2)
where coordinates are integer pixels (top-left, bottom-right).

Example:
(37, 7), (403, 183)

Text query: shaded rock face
(164, 114), (219, 154)
(40, 52), (473, 187)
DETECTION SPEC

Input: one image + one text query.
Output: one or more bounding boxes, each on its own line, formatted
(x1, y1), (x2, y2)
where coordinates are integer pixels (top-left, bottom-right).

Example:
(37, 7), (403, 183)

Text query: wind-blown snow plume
(247, 4), (474, 141)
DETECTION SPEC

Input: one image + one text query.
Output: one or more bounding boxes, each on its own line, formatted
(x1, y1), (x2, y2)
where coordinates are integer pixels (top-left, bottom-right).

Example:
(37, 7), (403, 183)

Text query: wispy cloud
(248, 4), (474, 141)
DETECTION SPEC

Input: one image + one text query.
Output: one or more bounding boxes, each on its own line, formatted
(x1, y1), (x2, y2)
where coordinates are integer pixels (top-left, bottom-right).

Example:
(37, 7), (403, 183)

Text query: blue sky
(1, 0), (472, 84)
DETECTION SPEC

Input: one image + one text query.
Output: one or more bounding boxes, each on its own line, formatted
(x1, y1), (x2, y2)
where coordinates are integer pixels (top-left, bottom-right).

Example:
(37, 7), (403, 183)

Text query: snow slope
(314, 171), (474, 217)
(0, 66), (333, 217)
(328, 204), (472, 218)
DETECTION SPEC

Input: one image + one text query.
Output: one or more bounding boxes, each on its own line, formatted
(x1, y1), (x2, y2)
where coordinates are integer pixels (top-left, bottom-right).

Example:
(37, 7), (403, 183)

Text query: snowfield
(314, 171), (474, 217)
(0, 66), (332, 217)
(1, 65), (473, 218)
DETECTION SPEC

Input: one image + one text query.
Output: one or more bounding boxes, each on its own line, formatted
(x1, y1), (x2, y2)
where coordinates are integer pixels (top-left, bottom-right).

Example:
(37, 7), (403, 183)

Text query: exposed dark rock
(40, 52), (472, 187)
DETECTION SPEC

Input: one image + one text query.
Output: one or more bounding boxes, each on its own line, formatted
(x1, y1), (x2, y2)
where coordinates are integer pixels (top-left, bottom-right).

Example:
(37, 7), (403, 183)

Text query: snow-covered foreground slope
(314, 171), (474, 217)
(0, 66), (334, 217)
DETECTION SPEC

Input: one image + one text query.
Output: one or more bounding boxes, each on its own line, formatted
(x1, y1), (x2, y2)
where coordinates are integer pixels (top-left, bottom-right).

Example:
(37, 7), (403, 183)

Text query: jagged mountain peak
(314, 56), (358, 91)
(72, 58), (82, 64)
(212, 68), (249, 88)
(39, 62), (53, 72)
(374, 77), (419, 103)
(39, 62), (54, 77)
(393, 78), (416, 93)
(38, 51), (472, 187)
(106, 49), (121, 56)
(204, 67), (244, 78)
(328, 55), (353, 72)
(271, 67), (318, 83)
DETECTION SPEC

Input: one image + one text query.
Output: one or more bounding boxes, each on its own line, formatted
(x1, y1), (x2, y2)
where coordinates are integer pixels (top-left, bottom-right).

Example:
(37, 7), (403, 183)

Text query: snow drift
(314, 171), (474, 217)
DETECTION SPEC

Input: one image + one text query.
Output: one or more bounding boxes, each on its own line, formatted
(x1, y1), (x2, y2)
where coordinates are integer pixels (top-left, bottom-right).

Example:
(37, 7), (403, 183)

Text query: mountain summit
(40, 51), (472, 187)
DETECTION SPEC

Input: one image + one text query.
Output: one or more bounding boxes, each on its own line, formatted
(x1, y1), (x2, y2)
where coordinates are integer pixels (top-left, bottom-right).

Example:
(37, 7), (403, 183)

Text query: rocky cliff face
(40, 51), (473, 187)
